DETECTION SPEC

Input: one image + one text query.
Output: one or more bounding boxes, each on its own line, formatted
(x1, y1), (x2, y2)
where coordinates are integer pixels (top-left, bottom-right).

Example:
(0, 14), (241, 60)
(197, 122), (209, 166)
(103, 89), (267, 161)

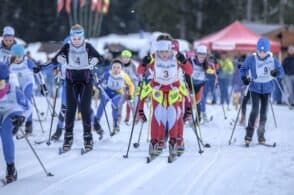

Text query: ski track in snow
(1, 97), (294, 195)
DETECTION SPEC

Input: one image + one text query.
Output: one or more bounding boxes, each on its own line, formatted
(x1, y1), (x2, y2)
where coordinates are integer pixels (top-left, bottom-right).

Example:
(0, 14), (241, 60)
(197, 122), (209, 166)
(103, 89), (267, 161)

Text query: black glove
(40, 84), (48, 96)
(11, 116), (25, 135)
(241, 76), (251, 86)
(176, 52), (186, 64)
(142, 56), (151, 67)
(33, 65), (41, 73)
(138, 109), (147, 122)
(270, 69), (279, 77)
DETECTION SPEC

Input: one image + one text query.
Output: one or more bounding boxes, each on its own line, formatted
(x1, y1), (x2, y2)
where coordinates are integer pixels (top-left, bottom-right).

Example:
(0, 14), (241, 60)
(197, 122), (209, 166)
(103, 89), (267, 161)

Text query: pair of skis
(245, 142), (276, 148)
(58, 147), (93, 155)
(146, 151), (184, 164)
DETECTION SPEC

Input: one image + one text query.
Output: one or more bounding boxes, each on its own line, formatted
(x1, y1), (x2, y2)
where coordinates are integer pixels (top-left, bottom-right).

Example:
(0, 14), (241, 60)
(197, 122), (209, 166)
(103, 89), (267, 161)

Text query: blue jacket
(240, 53), (284, 94)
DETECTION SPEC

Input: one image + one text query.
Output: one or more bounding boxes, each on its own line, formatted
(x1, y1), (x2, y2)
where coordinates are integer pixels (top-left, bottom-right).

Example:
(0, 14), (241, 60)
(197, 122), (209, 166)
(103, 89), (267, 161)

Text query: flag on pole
(65, 0), (72, 13)
(80, 0), (86, 7)
(102, 0), (110, 14)
(96, 0), (103, 12)
(57, 0), (65, 13)
(91, 0), (98, 11)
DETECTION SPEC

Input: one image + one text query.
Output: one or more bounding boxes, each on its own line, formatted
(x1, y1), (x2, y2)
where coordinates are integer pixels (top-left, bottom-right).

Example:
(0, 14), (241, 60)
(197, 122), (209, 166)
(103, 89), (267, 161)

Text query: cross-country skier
(93, 59), (134, 136)
(9, 44), (36, 136)
(184, 45), (210, 124)
(240, 37), (284, 145)
(120, 49), (139, 124)
(34, 24), (103, 152)
(137, 34), (192, 158)
(0, 62), (28, 184)
(0, 26), (16, 63)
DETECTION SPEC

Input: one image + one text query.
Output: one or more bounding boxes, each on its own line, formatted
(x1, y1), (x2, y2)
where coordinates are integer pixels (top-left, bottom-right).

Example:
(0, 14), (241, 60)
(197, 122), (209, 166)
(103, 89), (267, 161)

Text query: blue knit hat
(11, 44), (25, 56)
(0, 62), (9, 80)
(257, 37), (270, 52)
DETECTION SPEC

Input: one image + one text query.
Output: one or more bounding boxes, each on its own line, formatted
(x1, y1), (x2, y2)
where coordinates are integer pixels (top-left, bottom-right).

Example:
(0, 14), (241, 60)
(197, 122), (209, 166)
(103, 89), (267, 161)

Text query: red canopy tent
(194, 21), (281, 53)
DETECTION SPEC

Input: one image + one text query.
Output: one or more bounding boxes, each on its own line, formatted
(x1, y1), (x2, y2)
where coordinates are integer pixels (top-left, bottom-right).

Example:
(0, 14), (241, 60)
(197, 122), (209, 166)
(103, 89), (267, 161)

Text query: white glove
(57, 55), (66, 64)
(89, 57), (99, 66)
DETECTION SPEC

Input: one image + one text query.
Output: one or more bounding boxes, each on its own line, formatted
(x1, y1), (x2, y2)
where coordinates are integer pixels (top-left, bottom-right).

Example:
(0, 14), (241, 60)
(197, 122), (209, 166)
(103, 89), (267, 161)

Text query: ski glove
(40, 84), (48, 96)
(11, 115), (25, 126)
(89, 57), (99, 66)
(138, 109), (147, 122)
(57, 55), (66, 64)
(176, 52), (186, 64)
(142, 56), (151, 67)
(270, 69), (279, 77)
(33, 65), (41, 73)
(241, 76), (251, 86)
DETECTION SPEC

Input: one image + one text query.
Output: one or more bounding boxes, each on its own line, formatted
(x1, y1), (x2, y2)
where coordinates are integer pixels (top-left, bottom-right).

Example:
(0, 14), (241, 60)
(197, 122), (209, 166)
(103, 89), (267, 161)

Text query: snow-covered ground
(1, 97), (294, 195)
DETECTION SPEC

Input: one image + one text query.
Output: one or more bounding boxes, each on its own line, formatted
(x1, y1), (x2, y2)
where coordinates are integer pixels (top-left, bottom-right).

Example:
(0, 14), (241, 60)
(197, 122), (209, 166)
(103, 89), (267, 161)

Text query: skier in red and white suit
(137, 34), (192, 155)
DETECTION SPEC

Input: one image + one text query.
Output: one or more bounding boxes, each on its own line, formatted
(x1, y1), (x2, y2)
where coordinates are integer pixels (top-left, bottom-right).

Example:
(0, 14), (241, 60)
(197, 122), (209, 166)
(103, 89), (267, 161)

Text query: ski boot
(83, 132), (93, 152)
(244, 127), (253, 147)
(168, 138), (177, 163)
(93, 118), (104, 139)
(62, 132), (73, 152)
(257, 126), (266, 144)
(25, 120), (33, 136)
(5, 163), (17, 184)
(149, 139), (162, 156)
(51, 126), (63, 141)
(112, 121), (120, 135)
(176, 138), (185, 156)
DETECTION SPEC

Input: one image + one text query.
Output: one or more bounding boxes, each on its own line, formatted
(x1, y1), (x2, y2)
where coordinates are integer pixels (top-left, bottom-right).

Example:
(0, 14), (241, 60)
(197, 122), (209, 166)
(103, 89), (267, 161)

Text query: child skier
(0, 62), (28, 184)
(240, 37), (284, 145)
(34, 24), (103, 152)
(120, 49), (139, 124)
(0, 26), (16, 63)
(137, 34), (192, 159)
(9, 44), (35, 136)
(184, 45), (209, 124)
(93, 59), (134, 137)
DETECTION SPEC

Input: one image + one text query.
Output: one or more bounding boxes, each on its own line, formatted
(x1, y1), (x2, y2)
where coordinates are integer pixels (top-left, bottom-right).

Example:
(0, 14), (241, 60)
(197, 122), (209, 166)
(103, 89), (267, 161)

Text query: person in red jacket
(137, 34), (192, 157)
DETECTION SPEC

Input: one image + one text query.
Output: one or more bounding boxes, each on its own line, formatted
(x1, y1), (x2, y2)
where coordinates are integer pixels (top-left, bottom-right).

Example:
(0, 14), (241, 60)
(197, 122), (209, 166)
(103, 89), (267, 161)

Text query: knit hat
(257, 37), (270, 52)
(70, 24), (85, 38)
(11, 44), (25, 56)
(121, 50), (132, 58)
(196, 45), (208, 54)
(2, 26), (15, 37)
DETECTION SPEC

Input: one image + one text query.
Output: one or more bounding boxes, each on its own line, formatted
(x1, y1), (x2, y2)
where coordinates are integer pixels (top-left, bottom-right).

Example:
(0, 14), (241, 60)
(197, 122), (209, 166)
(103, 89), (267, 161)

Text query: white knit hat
(196, 45), (208, 54)
(2, 26), (15, 36)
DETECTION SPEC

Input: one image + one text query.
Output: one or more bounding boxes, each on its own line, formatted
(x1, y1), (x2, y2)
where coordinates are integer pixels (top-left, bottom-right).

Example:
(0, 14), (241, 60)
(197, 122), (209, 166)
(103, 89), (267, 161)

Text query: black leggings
(65, 70), (93, 136)
(248, 91), (270, 130)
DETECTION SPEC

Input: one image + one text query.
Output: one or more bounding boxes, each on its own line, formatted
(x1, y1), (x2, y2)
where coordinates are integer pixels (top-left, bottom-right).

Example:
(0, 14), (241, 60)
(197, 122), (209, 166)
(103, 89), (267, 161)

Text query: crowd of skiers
(0, 23), (293, 183)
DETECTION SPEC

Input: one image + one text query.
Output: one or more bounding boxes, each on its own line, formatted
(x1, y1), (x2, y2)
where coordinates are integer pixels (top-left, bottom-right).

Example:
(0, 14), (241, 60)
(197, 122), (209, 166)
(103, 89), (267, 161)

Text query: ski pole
(189, 99), (204, 154)
(228, 85), (249, 145)
(274, 78), (291, 107)
(269, 97), (277, 128)
(99, 88), (113, 137)
(47, 72), (62, 145)
(189, 76), (211, 147)
(19, 127), (54, 176)
(123, 79), (145, 158)
(32, 96), (46, 133)
(133, 122), (144, 148)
